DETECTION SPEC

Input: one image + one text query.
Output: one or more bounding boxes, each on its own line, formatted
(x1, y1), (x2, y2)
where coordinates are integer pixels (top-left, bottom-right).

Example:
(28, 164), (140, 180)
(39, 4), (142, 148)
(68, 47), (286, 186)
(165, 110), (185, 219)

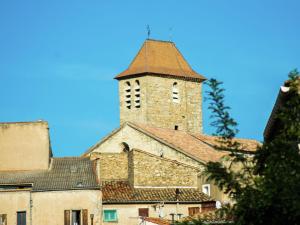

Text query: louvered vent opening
(134, 80), (141, 108)
(124, 81), (131, 109)
(172, 82), (180, 103)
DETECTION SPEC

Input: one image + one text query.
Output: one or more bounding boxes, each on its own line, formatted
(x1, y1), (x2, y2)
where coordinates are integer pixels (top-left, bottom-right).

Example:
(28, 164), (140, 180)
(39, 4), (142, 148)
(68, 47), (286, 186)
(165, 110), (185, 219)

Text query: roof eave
(114, 72), (206, 82)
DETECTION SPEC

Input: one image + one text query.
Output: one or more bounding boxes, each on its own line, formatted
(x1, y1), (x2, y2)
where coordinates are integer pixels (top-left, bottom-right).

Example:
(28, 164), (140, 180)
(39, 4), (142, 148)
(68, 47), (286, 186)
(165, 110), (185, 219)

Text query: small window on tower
(125, 81), (131, 109)
(202, 184), (211, 196)
(172, 82), (180, 103)
(134, 80), (141, 108)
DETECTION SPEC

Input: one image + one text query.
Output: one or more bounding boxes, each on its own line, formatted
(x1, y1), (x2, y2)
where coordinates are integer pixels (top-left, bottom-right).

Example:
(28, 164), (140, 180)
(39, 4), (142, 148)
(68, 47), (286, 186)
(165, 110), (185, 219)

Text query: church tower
(115, 39), (206, 133)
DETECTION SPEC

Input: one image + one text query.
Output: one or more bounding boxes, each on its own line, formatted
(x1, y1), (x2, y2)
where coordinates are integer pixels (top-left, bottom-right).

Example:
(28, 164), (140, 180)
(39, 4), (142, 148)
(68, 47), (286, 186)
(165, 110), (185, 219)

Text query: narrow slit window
(124, 81), (131, 109)
(172, 82), (180, 103)
(134, 80), (141, 108)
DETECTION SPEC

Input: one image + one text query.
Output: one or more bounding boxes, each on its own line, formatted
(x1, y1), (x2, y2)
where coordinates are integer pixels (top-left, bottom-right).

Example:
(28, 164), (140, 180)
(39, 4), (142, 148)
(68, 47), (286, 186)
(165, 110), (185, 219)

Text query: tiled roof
(102, 181), (212, 204)
(128, 123), (259, 163)
(0, 157), (99, 191)
(144, 217), (171, 225)
(264, 77), (300, 140)
(182, 210), (233, 224)
(115, 39), (206, 81)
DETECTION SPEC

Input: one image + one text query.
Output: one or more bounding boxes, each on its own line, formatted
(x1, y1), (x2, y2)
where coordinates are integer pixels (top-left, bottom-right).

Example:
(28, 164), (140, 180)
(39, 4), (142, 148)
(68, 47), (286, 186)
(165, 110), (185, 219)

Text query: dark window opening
(17, 212), (26, 225)
(138, 208), (149, 218)
(174, 125), (178, 130)
(134, 80), (141, 108)
(72, 210), (81, 225)
(121, 142), (130, 152)
(125, 81), (131, 109)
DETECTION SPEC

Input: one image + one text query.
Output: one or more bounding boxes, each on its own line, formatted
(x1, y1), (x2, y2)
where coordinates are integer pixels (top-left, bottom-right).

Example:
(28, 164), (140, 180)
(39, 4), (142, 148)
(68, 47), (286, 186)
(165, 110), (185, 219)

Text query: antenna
(169, 27), (173, 41)
(146, 25), (151, 39)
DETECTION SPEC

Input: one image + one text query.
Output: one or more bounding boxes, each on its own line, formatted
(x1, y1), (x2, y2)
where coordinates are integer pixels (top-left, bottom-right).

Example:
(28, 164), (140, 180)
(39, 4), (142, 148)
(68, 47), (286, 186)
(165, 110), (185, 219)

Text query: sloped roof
(0, 157), (99, 191)
(264, 77), (300, 140)
(115, 39), (206, 81)
(143, 217), (171, 225)
(102, 181), (212, 204)
(84, 122), (259, 163)
(128, 123), (259, 163)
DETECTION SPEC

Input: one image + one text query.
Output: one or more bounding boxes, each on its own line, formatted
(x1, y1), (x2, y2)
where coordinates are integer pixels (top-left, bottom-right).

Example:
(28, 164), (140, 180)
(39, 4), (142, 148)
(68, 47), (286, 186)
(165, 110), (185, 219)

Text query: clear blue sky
(0, 0), (299, 156)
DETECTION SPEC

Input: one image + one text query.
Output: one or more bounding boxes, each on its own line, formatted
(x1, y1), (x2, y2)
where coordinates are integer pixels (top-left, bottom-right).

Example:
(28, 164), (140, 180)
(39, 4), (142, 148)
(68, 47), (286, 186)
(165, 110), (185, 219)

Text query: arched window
(125, 81), (131, 109)
(172, 82), (179, 103)
(134, 80), (141, 108)
(121, 142), (130, 152)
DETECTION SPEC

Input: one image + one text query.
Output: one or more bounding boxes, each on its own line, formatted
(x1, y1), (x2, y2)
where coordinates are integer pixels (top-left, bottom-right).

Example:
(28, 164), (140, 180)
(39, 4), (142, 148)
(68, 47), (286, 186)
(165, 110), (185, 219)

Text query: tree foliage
(177, 70), (300, 225)
(205, 70), (300, 225)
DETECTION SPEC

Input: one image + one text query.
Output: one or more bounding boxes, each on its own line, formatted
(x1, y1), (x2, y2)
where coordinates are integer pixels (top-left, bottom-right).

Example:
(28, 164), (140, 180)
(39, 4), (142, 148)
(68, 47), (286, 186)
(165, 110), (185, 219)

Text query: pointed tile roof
(115, 39), (206, 81)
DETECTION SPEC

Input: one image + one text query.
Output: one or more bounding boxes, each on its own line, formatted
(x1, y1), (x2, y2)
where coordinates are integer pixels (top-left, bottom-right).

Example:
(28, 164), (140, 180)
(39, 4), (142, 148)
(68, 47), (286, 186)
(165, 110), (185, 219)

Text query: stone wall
(119, 76), (148, 126)
(119, 75), (203, 133)
(130, 149), (199, 187)
(92, 152), (128, 181)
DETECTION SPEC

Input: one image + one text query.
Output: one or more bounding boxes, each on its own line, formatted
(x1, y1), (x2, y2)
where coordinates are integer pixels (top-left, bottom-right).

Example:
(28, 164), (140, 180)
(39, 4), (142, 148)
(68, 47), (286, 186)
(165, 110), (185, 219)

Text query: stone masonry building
(85, 39), (259, 224)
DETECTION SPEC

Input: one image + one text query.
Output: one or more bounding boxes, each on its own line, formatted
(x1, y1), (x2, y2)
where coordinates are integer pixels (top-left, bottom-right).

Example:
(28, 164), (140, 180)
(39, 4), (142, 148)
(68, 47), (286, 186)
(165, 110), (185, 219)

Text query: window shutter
(64, 210), (70, 225)
(138, 208), (149, 217)
(0, 214), (7, 225)
(82, 209), (88, 225)
(188, 207), (199, 216)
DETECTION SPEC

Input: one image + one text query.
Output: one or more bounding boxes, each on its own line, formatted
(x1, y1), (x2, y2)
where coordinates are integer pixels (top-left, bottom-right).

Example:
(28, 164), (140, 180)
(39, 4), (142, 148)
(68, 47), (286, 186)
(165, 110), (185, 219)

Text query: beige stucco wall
(0, 189), (101, 225)
(119, 75), (203, 134)
(103, 203), (204, 225)
(0, 190), (30, 225)
(0, 121), (51, 171)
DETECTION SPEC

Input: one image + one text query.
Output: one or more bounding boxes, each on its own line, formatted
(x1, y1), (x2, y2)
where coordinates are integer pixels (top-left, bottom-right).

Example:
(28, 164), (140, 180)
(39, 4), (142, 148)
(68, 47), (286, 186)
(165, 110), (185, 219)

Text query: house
(84, 39), (259, 224)
(264, 76), (300, 141)
(0, 121), (101, 225)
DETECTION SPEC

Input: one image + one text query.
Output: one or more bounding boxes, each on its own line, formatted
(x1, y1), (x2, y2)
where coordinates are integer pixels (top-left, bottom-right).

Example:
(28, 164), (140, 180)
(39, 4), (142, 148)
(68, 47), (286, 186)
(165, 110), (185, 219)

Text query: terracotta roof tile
(128, 123), (260, 163)
(144, 217), (171, 225)
(102, 181), (212, 203)
(115, 39), (206, 81)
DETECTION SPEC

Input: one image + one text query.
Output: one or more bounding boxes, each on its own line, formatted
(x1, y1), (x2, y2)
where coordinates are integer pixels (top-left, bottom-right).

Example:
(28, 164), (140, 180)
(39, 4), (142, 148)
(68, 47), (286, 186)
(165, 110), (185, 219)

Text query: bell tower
(115, 39), (206, 133)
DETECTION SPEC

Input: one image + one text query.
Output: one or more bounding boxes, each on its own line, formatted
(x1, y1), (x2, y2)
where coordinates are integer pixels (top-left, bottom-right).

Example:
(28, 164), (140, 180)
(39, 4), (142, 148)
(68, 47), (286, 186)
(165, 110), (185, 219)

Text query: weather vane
(147, 25), (151, 39)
